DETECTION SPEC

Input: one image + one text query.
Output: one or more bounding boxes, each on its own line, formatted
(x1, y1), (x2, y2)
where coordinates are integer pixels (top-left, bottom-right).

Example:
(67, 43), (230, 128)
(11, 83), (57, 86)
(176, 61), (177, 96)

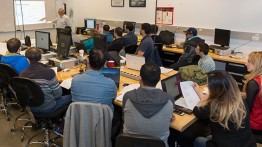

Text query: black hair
(141, 23), (151, 35)
(6, 38), (21, 53)
(198, 43), (209, 55)
(103, 25), (110, 32)
(89, 49), (106, 70)
(114, 27), (123, 37)
(126, 22), (134, 32)
(150, 24), (158, 34)
(140, 63), (161, 87)
(25, 47), (42, 63)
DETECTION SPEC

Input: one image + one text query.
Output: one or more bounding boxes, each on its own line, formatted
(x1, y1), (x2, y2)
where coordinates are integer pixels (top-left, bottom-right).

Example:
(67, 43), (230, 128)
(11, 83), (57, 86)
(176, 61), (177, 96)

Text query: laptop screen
(161, 73), (182, 100)
(126, 54), (145, 71)
(101, 68), (120, 89)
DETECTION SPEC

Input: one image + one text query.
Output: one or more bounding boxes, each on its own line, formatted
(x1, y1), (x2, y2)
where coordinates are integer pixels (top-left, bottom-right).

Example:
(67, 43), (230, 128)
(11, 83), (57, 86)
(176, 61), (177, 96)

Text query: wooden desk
(162, 45), (247, 64)
(56, 66), (197, 132)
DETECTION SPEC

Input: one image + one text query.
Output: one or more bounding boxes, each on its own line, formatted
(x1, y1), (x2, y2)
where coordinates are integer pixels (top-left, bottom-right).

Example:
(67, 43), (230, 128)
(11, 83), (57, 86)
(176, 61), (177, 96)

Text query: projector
(214, 48), (231, 56)
(49, 57), (79, 70)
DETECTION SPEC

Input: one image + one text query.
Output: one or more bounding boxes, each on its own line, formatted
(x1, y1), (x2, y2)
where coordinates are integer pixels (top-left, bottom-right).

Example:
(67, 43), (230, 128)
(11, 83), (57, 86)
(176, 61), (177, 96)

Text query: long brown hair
(205, 71), (246, 130)
(243, 51), (262, 96)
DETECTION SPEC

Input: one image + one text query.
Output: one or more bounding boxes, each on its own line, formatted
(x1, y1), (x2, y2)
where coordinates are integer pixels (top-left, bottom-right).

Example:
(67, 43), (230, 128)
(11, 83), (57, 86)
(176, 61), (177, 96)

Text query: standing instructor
(52, 8), (71, 28)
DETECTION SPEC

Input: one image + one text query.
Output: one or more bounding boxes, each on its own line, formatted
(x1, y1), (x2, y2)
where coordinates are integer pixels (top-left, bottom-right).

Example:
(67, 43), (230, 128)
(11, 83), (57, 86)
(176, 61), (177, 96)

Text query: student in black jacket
(192, 70), (256, 147)
(107, 27), (124, 53)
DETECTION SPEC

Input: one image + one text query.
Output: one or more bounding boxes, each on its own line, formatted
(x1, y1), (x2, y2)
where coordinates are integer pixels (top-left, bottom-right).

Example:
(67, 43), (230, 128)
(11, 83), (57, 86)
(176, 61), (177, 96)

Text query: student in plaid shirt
(195, 43), (215, 73)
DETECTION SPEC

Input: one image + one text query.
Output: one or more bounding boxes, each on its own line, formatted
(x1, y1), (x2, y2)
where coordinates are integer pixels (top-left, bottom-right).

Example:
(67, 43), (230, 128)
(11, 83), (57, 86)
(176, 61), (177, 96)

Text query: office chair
(12, 77), (67, 147)
(0, 63), (19, 121)
(116, 134), (165, 147)
(125, 44), (138, 54)
(149, 45), (163, 67)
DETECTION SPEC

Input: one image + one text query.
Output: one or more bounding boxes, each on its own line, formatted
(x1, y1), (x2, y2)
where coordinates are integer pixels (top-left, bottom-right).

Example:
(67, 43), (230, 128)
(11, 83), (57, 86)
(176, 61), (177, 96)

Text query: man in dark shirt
(136, 23), (154, 62)
(150, 24), (163, 44)
(170, 27), (204, 70)
(107, 27), (124, 53)
(123, 22), (137, 47)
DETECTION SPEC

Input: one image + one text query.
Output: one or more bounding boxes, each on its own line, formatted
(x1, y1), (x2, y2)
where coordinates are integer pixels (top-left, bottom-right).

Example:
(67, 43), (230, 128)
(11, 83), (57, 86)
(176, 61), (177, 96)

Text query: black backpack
(159, 30), (175, 45)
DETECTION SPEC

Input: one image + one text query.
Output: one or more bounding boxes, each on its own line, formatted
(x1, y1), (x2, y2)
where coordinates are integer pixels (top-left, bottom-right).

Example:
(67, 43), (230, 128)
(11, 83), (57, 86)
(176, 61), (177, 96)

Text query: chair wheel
(6, 117), (10, 121)
(11, 128), (15, 132)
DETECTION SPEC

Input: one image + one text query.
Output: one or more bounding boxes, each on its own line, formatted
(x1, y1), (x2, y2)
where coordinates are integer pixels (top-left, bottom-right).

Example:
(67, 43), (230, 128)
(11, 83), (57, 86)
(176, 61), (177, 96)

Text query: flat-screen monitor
(123, 21), (136, 33)
(214, 28), (231, 47)
(57, 34), (71, 60)
(101, 68), (120, 89)
(84, 18), (96, 29)
(93, 33), (107, 50)
(57, 28), (73, 45)
(35, 31), (50, 53)
(161, 73), (182, 100)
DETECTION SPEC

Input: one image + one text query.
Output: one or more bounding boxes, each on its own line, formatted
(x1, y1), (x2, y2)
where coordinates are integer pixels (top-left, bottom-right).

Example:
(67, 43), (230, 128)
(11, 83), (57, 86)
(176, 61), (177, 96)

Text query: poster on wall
(156, 7), (174, 25)
(111, 0), (124, 7)
(129, 0), (146, 7)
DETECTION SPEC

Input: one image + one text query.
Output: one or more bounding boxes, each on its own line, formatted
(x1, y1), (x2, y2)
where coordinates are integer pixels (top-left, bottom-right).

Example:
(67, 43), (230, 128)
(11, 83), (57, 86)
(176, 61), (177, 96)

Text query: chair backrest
(11, 77), (44, 107)
(154, 43), (164, 59)
(149, 45), (163, 67)
(125, 44), (138, 54)
(116, 134), (165, 147)
(0, 63), (18, 89)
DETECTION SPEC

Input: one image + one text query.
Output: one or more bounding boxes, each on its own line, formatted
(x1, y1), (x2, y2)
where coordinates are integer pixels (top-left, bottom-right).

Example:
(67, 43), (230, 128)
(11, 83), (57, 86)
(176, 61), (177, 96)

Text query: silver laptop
(126, 54), (145, 71)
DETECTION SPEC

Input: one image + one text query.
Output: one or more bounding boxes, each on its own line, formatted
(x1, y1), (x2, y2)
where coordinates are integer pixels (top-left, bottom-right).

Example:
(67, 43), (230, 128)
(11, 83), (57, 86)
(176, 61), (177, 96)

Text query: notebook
(126, 54), (145, 71)
(101, 68), (120, 89)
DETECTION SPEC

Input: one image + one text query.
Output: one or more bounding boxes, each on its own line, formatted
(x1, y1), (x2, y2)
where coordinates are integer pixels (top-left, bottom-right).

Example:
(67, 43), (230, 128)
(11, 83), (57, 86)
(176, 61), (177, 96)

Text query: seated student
(136, 23), (154, 62)
(122, 63), (174, 146)
(243, 51), (262, 137)
(150, 24), (163, 44)
(20, 47), (72, 113)
(1, 38), (29, 74)
(107, 27), (125, 53)
(103, 25), (113, 44)
(123, 22), (138, 47)
(170, 27), (204, 70)
(192, 70), (256, 147)
(195, 43), (215, 73)
(71, 49), (117, 110)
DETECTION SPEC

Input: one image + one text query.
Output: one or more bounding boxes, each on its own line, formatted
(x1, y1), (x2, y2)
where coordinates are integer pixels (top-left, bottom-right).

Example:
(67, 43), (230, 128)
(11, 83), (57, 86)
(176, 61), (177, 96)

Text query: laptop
(107, 51), (122, 66)
(101, 68), (120, 89)
(161, 73), (193, 114)
(74, 42), (87, 53)
(126, 54), (145, 71)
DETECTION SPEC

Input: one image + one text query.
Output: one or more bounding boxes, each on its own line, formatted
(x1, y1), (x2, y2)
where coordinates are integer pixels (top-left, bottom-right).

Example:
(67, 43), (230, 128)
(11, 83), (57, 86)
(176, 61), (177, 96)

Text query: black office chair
(116, 134), (165, 147)
(125, 44), (138, 54)
(12, 77), (67, 147)
(0, 63), (19, 121)
(149, 45), (163, 67)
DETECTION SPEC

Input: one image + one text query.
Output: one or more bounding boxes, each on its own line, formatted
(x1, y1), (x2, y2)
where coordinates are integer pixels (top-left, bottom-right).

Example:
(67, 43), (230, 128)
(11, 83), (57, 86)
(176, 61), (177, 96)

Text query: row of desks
(56, 65), (197, 132)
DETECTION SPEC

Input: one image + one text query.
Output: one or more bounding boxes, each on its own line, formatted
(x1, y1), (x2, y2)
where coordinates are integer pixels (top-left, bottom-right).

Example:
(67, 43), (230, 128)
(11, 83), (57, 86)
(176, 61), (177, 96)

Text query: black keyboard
(209, 45), (229, 50)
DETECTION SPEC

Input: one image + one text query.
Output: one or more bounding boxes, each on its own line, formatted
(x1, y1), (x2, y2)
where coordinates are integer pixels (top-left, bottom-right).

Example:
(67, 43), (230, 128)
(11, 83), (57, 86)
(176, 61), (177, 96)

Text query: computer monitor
(93, 33), (107, 50)
(84, 18), (96, 29)
(101, 68), (120, 89)
(214, 28), (231, 47)
(56, 34), (71, 60)
(161, 73), (182, 100)
(56, 28), (73, 45)
(123, 21), (136, 33)
(35, 31), (50, 53)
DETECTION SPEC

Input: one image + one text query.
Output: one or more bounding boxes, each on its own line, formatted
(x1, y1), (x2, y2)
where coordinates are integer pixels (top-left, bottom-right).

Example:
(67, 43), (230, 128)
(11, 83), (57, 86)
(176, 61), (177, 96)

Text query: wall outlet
(252, 34), (260, 41)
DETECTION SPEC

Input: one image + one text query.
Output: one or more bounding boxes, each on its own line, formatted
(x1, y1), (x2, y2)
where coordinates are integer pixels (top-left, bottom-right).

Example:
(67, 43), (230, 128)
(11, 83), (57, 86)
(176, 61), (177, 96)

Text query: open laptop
(161, 73), (193, 114)
(101, 68), (120, 89)
(126, 54), (145, 71)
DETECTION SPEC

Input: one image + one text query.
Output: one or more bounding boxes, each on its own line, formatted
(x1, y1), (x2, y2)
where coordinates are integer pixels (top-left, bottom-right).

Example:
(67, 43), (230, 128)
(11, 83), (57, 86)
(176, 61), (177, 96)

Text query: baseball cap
(183, 27), (197, 36)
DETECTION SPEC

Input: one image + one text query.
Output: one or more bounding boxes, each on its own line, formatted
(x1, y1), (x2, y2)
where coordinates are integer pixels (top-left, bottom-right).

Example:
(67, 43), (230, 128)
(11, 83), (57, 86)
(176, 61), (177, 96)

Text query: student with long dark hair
(193, 70), (256, 147)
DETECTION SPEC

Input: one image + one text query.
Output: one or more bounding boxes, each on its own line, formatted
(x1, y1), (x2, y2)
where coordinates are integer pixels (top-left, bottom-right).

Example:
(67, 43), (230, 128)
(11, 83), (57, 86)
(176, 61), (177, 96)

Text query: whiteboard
(0, 0), (59, 32)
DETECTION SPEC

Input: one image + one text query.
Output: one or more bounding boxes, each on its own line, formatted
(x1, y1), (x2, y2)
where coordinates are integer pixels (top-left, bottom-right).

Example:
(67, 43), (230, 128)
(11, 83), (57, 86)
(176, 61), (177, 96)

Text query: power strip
(120, 71), (140, 81)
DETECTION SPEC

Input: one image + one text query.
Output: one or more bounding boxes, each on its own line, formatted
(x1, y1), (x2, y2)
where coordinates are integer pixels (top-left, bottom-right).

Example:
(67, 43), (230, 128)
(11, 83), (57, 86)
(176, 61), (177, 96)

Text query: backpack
(178, 65), (207, 85)
(159, 30), (175, 45)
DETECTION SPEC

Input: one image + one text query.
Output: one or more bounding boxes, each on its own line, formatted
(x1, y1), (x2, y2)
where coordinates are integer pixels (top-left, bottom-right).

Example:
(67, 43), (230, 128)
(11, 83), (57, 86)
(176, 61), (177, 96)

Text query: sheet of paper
(180, 81), (200, 110)
(116, 84), (140, 102)
(60, 78), (72, 90)
(156, 81), (162, 89)
(175, 98), (188, 108)
(0, 43), (7, 55)
(160, 67), (173, 74)
(50, 67), (58, 75)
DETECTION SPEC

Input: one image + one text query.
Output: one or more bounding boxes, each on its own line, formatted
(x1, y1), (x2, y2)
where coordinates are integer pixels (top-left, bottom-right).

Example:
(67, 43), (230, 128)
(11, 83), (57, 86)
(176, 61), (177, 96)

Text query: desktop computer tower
(49, 57), (79, 70)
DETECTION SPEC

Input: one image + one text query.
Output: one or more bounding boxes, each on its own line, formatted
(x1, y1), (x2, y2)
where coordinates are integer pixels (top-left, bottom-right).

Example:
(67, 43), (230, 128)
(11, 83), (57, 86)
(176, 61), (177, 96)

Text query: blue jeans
(194, 135), (212, 147)
(32, 95), (72, 114)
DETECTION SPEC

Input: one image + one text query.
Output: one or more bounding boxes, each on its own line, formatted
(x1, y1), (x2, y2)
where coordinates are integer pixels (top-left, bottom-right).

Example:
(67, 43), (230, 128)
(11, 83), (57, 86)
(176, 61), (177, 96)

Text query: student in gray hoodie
(122, 63), (174, 147)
